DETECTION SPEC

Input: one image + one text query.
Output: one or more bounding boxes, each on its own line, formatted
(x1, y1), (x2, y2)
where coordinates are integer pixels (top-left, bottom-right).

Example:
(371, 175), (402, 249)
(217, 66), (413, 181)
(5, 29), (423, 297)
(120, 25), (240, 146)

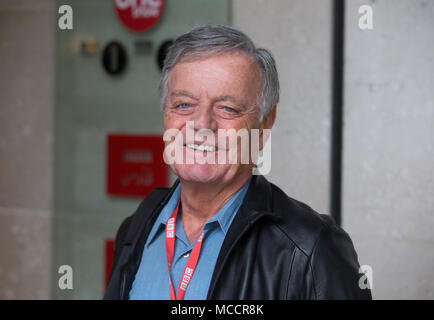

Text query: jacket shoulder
(269, 182), (341, 257)
(267, 181), (371, 299)
(115, 186), (171, 246)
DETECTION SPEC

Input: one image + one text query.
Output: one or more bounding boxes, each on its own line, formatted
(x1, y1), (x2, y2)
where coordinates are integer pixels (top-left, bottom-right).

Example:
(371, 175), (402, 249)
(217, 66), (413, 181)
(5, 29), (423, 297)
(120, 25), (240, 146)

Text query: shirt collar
(145, 177), (252, 247)
(145, 183), (181, 247)
(204, 176), (252, 234)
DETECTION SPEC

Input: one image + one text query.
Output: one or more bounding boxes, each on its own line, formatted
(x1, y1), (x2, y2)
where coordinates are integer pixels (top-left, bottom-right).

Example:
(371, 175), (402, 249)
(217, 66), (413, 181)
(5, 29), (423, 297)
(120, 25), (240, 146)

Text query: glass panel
(53, 0), (230, 299)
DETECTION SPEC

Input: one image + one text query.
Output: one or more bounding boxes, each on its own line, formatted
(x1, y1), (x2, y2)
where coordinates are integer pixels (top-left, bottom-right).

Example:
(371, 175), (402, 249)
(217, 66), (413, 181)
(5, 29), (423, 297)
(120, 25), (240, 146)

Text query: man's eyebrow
(213, 95), (246, 108)
(170, 90), (198, 100)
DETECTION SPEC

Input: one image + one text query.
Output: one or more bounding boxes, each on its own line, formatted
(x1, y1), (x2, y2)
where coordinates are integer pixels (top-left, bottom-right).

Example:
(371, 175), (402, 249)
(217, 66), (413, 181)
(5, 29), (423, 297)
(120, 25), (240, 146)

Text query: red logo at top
(113, 0), (165, 32)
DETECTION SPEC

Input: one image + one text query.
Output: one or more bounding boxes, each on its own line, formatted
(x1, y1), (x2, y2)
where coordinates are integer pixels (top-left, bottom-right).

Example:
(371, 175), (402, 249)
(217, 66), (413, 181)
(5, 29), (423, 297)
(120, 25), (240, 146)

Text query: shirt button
(183, 253), (190, 258)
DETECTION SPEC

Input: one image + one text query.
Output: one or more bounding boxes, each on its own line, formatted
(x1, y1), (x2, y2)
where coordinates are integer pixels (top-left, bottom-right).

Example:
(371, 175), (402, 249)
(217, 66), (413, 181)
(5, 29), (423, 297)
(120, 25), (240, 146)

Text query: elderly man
(104, 25), (371, 300)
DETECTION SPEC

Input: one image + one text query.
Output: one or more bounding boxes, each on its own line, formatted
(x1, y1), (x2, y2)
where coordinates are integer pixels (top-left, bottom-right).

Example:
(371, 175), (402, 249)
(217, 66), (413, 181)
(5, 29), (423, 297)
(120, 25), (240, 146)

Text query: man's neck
(179, 173), (251, 244)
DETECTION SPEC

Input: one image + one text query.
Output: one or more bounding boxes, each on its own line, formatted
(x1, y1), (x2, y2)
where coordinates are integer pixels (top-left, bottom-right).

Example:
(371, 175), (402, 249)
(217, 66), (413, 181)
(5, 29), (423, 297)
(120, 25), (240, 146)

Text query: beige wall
(233, 0), (332, 215)
(343, 0), (434, 299)
(0, 0), (54, 299)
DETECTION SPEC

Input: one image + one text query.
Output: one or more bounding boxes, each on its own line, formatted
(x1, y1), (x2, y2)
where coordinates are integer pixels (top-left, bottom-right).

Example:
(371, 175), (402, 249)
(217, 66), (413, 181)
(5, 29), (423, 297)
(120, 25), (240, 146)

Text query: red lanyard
(165, 200), (204, 300)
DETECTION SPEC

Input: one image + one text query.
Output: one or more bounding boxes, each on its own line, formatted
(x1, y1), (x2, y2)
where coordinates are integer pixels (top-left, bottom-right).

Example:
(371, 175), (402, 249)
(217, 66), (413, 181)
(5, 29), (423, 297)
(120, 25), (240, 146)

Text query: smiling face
(163, 51), (263, 185)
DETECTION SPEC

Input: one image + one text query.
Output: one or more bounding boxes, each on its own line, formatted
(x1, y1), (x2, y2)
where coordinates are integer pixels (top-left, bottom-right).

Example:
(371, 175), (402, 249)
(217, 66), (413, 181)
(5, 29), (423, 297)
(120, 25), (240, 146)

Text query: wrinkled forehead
(167, 51), (261, 102)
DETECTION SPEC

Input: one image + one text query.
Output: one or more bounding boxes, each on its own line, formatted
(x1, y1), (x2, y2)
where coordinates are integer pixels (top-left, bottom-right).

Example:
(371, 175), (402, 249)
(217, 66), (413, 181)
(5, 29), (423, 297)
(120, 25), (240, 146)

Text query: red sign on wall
(106, 134), (167, 197)
(113, 0), (165, 32)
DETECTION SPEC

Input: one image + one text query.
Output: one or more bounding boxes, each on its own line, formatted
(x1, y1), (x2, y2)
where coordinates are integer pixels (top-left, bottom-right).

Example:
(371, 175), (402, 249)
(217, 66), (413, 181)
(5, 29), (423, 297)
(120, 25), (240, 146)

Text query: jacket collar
(122, 174), (278, 245)
(122, 179), (180, 246)
(240, 174), (274, 215)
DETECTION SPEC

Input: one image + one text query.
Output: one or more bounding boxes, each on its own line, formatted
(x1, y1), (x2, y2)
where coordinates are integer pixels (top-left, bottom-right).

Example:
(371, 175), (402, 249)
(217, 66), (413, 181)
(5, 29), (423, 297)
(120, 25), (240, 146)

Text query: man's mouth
(185, 143), (217, 152)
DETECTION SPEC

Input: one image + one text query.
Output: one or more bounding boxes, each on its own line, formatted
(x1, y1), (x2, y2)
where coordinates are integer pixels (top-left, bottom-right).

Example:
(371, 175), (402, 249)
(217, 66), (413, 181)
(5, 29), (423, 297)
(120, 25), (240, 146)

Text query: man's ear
(261, 106), (277, 130)
(259, 106), (277, 150)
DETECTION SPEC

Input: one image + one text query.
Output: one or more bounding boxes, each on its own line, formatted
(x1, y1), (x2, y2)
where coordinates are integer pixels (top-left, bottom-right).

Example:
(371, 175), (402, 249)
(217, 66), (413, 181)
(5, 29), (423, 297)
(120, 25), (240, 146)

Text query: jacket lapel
(118, 181), (179, 299)
(206, 175), (278, 299)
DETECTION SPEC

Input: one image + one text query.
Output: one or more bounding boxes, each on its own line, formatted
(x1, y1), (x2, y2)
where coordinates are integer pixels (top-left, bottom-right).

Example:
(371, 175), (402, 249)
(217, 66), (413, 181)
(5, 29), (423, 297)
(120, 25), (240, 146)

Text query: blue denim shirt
(129, 177), (251, 300)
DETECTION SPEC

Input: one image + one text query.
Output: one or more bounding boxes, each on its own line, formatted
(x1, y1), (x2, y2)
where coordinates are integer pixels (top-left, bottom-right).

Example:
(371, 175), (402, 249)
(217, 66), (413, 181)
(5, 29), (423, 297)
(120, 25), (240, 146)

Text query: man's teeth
(186, 143), (216, 152)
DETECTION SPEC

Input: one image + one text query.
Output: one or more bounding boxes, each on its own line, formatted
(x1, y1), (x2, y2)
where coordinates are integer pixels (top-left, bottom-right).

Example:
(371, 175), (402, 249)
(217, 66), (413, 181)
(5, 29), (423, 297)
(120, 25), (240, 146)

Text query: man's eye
(177, 103), (191, 109)
(223, 106), (236, 113)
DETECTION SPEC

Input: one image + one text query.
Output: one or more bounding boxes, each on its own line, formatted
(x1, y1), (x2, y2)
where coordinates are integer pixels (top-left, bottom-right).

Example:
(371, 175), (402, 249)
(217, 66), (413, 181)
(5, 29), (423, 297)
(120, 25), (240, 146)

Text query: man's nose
(192, 104), (217, 131)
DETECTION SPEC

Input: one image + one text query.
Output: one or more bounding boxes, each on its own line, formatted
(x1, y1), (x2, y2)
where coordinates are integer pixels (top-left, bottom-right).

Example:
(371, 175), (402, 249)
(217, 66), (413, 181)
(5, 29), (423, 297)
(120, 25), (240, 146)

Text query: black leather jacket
(104, 175), (372, 300)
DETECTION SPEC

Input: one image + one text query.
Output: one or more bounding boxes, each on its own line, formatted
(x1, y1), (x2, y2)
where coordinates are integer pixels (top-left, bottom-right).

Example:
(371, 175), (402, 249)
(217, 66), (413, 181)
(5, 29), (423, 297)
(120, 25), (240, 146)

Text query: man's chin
(171, 164), (226, 184)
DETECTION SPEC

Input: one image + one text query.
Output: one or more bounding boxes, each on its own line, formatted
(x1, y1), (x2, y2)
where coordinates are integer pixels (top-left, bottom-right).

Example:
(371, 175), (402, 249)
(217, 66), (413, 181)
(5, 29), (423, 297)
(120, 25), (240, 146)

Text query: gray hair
(158, 24), (280, 122)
